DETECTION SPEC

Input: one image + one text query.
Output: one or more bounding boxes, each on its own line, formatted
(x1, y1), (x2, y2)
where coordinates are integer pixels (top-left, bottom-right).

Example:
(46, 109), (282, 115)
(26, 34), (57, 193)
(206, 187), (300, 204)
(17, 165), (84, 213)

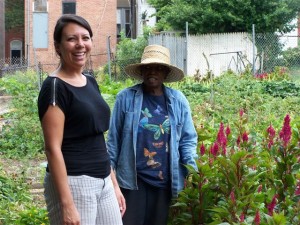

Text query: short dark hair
(53, 14), (93, 44)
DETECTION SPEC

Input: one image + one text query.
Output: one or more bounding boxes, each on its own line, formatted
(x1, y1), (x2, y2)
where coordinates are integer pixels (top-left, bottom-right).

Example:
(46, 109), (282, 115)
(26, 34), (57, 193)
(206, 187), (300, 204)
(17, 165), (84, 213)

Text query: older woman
(107, 44), (198, 225)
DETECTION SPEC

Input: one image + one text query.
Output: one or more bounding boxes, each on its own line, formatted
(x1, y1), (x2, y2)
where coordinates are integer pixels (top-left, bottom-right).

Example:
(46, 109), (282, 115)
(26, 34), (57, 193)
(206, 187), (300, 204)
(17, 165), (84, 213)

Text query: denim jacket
(107, 84), (198, 197)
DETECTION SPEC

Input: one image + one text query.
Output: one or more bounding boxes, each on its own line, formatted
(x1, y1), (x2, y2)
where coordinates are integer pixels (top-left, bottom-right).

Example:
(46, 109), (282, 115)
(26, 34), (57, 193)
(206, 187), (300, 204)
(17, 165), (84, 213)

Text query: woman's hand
(110, 168), (126, 216)
(62, 203), (81, 225)
(114, 185), (126, 217)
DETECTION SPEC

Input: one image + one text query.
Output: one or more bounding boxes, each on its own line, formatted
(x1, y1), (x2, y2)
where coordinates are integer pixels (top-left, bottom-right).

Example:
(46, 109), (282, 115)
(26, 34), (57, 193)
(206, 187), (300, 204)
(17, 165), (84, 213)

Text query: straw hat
(124, 45), (184, 82)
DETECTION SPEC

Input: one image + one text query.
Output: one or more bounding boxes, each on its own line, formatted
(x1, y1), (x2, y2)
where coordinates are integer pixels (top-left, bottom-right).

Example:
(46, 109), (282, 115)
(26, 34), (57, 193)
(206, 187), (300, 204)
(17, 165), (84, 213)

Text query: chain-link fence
(110, 57), (140, 81)
(0, 56), (29, 78)
(148, 32), (300, 78)
(254, 34), (300, 75)
(1, 32), (300, 82)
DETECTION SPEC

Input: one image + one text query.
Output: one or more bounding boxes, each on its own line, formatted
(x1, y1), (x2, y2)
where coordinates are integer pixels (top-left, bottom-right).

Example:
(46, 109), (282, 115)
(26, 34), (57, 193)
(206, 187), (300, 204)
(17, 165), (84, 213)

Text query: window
(10, 40), (22, 63)
(33, 13), (48, 48)
(117, 8), (132, 40)
(33, 0), (48, 48)
(63, 1), (76, 14)
(34, 0), (47, 12)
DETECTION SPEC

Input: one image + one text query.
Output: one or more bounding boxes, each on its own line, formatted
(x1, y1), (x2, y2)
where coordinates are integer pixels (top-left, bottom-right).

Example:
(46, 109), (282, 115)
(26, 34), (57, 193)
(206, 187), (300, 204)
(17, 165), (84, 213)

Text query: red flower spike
(242, 132), (248, 143)
(225, 125), (231, 137)
(279, 114), (292, 147)
(240, 212), (245, 222)
(200, 142), (205, 156)
(237, 136), (241, 146)
(254, 211), (260, 224)
(210, 142), (219, 157)
(257, 184), (262, 193)
(239, 109), (244, 117)
(216, 122), (227, 155)
(267, 124), (276, 138)
(267, 194), (278, 216)
(230, 190), (236, 204)
(295, 182), (300, 196)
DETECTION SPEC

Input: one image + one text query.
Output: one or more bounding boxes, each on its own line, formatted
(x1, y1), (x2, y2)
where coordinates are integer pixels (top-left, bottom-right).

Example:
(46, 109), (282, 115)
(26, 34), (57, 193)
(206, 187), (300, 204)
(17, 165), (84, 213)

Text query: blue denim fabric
(107, 84), (198, 197)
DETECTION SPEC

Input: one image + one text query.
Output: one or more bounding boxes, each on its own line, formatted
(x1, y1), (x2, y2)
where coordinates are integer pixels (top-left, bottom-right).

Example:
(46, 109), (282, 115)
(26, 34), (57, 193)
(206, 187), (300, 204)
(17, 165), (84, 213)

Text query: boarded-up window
(34, 0), (47, 12)
(33, 13), (48, 48)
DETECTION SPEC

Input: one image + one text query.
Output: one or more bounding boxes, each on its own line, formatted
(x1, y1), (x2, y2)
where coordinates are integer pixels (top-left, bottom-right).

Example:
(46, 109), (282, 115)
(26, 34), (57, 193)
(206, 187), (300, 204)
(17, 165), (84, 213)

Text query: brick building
(0, 0), (4, 59)
(24, 0), (117, 73)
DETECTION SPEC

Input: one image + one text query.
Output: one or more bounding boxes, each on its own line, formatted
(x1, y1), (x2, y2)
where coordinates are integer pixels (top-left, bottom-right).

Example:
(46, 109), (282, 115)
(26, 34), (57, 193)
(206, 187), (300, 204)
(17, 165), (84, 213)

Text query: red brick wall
(25, 0), (117, 73)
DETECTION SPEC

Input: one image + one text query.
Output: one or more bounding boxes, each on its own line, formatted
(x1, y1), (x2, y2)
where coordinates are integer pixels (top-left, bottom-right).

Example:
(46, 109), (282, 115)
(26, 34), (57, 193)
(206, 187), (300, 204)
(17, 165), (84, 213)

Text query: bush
(282, 47), (300, 67)
(0, 70), (43, 158)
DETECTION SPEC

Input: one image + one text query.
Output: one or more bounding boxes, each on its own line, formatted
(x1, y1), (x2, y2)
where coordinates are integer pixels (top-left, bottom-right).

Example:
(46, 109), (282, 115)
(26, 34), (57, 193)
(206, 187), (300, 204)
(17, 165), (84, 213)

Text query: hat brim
(124, 62), (184, 83)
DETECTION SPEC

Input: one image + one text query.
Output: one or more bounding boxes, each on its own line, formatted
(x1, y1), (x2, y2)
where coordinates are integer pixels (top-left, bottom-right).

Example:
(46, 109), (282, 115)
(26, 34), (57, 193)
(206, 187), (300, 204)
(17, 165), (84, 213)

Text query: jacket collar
(130, 83), (175, 99)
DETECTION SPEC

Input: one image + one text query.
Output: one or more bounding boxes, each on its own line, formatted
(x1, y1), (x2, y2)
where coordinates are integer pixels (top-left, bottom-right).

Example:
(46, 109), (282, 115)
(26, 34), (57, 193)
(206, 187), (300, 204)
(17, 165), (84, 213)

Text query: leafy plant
(169, 113), (300, 224)
(15, 207), (48, 225)
(0, 70), (43, 158)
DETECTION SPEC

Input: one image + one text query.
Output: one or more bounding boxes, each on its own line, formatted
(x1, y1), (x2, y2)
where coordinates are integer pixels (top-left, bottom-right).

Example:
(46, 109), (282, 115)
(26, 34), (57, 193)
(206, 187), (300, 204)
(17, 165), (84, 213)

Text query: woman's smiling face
(55, 22), (92, 70)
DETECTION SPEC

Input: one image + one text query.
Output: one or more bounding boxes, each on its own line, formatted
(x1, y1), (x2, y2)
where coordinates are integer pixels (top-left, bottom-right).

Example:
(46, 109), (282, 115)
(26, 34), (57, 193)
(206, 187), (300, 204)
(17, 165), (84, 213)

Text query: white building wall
(136, 0), (156, 36)
(278, 18), (298, 50)
(187, 32), (257, 76)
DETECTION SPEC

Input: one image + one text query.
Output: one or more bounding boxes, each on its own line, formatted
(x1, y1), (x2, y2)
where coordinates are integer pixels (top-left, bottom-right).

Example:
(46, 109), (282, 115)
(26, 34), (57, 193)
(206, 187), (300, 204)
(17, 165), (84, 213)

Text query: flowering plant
(169, 112), (300, 224)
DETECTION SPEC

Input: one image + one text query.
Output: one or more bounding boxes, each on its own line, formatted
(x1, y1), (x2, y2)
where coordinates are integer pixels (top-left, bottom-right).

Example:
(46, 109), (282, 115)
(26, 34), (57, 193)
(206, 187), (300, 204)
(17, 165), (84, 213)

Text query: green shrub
(15, 207), (48, 225)
(0, 70), (43, 158)
(282, 47), (300, 67)
(169, 114), (300, 224)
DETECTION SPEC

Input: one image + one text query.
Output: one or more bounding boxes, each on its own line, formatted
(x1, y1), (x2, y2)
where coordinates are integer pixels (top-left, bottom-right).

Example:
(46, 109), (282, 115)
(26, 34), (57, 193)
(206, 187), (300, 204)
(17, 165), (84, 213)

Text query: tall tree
(148, 0), (300, 34)
(5, 0), (24, 31)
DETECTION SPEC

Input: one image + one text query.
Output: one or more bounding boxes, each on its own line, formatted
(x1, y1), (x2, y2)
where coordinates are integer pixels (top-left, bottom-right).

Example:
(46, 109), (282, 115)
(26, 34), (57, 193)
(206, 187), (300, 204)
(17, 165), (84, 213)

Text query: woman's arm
(42, 105), (80, 225)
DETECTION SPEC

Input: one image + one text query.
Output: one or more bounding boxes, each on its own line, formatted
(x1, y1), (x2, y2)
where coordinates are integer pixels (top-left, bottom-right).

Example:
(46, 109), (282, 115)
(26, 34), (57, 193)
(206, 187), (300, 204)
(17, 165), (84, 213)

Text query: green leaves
(148, 0), (300, 34)
(169, 71), (300, 223)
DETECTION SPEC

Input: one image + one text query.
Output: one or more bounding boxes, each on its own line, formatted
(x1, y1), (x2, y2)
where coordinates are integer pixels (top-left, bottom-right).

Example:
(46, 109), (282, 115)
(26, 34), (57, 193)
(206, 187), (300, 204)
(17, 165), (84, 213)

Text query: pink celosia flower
(200, 142), (206, 156)
(267, 124), (276, 149)
(236, 136), (241, 146)
(268, 140), (274, 149)
(242, 132), (248, 143)
(267, 124), (276, 138)
(254, 210), (260, 224)
(240, 212), (245, 222)
(239, 109), (244, 117)
(279, 114), (292, 147)
(255, 72), (268, 80)
(257, 184), (262, 193)
(217, 122), (227, 155)
(230, 190), (236, 204)
(267, 194), (278, 216)
(295, 182), (300, 195)
(225, 125), (231, 137)
(210, 142), (219, 157)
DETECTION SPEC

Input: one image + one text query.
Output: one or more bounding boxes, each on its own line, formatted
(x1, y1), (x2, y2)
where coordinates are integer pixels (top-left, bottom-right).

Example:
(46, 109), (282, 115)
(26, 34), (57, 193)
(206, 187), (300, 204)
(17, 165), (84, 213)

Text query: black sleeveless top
(38, 75), (111, 178)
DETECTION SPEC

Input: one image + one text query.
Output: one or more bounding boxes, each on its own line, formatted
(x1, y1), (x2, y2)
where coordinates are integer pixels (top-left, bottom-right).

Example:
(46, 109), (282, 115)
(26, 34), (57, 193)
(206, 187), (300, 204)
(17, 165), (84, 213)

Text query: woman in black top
(38, 15), (125, 225)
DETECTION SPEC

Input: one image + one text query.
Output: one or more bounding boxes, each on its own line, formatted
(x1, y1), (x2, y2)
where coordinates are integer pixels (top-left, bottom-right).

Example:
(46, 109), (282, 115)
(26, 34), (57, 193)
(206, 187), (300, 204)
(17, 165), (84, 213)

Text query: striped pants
(44, 173), (123, 225)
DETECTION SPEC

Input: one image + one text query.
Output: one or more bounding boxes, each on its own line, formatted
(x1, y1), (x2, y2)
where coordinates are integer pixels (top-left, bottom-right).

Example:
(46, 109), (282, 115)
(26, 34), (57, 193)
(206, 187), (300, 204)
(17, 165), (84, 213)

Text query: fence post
(252, 24), (256, 76)
(185, 22), (188, 75)
(106, 36), (111, 81)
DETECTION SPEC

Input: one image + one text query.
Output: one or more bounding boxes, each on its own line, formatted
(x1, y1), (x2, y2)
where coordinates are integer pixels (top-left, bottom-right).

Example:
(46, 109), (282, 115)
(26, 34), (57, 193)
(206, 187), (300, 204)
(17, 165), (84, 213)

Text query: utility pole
(0, 0), (5, 59)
